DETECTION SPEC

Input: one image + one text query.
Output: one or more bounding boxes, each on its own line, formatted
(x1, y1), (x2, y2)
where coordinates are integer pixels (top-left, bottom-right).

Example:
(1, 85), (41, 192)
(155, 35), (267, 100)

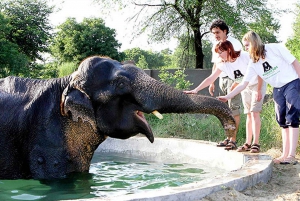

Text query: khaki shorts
(219, 76), (242, 116)
(241, 82), (267, 114)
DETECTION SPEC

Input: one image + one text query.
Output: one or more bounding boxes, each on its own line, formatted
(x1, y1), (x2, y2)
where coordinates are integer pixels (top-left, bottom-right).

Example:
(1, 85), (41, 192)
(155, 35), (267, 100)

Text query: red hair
(215, 40), (241, 61)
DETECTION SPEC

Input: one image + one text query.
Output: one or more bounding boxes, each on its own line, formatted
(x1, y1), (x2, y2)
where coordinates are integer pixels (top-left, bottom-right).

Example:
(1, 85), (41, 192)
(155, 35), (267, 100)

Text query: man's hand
(208, 83), (215, 96)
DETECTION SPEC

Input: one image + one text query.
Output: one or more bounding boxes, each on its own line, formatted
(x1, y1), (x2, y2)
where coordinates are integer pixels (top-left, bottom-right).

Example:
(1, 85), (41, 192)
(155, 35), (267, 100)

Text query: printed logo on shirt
(262, 61), (279, 78)
(234, 70), (244, 82)
(262, 62), (273, 72)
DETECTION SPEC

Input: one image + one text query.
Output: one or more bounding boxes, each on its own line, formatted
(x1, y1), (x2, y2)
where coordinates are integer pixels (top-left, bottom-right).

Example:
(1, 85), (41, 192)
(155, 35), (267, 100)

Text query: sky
(48, 0), (298, 52)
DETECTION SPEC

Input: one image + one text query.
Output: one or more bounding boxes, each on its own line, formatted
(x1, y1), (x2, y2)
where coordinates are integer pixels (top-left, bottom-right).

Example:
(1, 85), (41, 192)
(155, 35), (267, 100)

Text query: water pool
(0, 137), (272, 201)
(0, 153), (223, 201)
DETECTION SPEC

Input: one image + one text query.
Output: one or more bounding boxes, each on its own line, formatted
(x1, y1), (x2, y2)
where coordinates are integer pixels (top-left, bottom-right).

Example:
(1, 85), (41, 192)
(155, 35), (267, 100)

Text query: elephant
(0, 56), (236, 180)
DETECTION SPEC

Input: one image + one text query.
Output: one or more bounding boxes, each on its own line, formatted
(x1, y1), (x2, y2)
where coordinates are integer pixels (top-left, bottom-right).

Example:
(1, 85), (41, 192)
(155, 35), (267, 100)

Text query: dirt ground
(201, 148), (300, 201)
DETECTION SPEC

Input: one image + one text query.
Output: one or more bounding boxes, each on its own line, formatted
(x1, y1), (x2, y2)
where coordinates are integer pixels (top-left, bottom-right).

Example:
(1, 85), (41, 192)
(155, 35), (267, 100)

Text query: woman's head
(242, 31), (265, 62)
(215, 40), (240, 62)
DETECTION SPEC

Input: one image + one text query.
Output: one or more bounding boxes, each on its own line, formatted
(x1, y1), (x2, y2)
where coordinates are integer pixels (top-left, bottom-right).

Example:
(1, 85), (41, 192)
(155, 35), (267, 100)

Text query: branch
(133, 2), (166, 7)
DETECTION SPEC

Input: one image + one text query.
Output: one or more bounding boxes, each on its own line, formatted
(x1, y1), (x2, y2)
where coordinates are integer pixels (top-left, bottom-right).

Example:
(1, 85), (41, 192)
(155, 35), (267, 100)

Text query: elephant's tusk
(152, 110), (163, 119)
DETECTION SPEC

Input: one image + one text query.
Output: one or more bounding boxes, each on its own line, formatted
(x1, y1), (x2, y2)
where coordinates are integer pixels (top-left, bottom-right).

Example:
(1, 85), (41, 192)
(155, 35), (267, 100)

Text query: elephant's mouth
(135, 110), (163, 143)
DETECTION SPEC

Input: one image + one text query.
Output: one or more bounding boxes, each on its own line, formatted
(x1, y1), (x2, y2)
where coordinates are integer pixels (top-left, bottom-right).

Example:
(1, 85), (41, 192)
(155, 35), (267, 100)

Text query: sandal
(250, 144), (260, 153)
(224, 141), (237, 151)
(273, 157), (285, 164)
(216, 139), (230, 147)
(237, 143), (251, 152)
(280, 156), (298, 165)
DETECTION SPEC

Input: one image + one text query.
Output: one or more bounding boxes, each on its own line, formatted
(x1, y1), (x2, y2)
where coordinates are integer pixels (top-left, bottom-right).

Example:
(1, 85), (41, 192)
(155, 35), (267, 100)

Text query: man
(209, 19), (243, 150)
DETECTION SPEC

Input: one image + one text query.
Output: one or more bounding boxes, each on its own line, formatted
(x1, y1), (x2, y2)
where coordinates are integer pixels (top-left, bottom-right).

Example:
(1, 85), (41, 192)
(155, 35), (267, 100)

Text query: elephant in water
(0, 56), (235, 179)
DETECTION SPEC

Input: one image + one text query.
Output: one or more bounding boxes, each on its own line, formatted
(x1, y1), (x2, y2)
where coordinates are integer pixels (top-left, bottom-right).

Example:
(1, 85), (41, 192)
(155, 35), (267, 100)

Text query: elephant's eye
(118, 82), (125, 89)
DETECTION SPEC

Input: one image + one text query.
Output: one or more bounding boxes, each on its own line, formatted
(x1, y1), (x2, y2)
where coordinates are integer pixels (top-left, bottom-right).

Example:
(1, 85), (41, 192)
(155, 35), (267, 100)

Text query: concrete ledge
(73, 137), (273, 201)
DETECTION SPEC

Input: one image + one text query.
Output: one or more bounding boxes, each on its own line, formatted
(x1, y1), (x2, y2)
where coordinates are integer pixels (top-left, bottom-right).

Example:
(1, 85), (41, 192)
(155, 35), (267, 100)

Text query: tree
(96, 0), (284, 69)
(247, 10), (280, 43)
(123, 47), (165, 69)
(286, 4), (300, 60)
(0, 12), (28, 78)
(0, 0), (54, 62)
(50, 17), (124, 64)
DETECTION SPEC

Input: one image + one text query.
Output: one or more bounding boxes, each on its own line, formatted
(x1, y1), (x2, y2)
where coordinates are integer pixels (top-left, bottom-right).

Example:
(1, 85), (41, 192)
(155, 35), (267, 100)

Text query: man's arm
(208, 63), (217, 96)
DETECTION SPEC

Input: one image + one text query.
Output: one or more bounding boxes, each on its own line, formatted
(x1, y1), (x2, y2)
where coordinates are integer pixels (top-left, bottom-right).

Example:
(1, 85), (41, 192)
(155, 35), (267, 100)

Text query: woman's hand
(183, 89), (198, 94)
(256, 90), (262, 101)
(217, 96), (229, 102)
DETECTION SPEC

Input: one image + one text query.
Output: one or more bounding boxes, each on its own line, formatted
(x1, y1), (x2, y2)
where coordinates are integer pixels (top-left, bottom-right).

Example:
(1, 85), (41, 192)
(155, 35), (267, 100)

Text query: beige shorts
(219, 76), (242, 116)
(241, 82), (267, 114)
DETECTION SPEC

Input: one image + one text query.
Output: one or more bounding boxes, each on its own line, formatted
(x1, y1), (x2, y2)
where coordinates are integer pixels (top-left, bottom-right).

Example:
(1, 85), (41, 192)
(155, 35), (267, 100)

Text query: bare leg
(251, 111), (261, 145)
(245, 113), (253, 145)
(273, 128), (289, 163)
(287, 127), (299, 159)
(230, 114), (240, 142)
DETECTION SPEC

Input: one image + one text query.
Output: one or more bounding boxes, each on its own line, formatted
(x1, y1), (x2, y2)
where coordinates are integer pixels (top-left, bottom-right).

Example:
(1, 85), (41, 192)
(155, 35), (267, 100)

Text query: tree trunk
(194, 29), (204, 69)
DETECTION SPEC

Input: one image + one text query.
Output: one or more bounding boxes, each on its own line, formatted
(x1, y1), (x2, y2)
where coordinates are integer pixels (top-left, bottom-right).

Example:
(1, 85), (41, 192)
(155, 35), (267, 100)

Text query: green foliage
(123, 47), (165, 69)
(0, 0), (54, 61)
(0, 38), (28, 78)
(40, 62), (59, 79)
(95, 0), (285, 69)
(147, 98), (285, 153)
(50, 17), (124, 64)
(286, 4), (300, 60)
(286, 38), (300, 60)
(158, 68), (193, 90)
(136, 55), (148, 69)
(246, 10), (280, 43)
(172, 34), (196, 69)
(58, 62), (78, 77)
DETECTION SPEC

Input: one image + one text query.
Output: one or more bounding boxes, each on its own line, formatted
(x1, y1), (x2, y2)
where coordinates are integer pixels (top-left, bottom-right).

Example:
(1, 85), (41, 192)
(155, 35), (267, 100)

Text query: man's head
(210, 19), (229, 42)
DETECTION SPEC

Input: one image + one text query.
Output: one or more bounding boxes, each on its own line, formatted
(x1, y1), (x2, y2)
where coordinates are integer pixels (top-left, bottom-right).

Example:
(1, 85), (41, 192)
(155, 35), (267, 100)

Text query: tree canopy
(50, 17), (124, 64)
(0, 0), (53, 78)
(286, 3), (300, 60)
(0, 0), (54, 62)
(95, 0), (284, 69)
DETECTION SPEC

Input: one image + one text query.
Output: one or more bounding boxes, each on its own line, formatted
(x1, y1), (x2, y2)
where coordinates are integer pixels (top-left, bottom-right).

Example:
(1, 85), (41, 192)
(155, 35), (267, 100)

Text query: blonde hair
(242, 31), (266, 63)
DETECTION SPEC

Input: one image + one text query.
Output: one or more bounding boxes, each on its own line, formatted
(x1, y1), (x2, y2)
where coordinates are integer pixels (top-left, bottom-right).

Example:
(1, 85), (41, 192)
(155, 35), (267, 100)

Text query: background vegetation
(0, 0), (299, 153)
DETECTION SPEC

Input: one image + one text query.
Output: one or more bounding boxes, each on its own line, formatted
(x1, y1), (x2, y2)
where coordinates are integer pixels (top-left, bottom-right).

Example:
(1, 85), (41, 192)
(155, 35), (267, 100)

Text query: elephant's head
(61, 56), (235, 143)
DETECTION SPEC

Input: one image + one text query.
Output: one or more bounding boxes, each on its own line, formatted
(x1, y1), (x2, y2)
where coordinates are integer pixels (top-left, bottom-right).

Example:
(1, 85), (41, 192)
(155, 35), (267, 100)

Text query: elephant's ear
(60, 86), (97, 131)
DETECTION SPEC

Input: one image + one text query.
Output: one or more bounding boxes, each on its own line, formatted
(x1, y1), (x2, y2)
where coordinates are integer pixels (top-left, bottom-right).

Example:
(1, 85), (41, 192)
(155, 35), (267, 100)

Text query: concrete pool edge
(72, 137), (273, 201)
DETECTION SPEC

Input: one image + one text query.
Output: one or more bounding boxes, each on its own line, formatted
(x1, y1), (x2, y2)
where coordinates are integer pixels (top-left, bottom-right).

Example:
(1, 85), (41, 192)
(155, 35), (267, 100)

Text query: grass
(146, 98), (299, 154)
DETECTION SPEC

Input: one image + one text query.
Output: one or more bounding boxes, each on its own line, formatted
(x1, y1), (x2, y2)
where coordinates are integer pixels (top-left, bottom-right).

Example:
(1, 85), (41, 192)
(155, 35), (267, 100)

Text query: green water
(0, 153), (219, 200)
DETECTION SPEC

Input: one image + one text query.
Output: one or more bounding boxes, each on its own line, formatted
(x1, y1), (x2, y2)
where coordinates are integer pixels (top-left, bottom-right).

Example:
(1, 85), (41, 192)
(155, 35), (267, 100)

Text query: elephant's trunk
(133, 76), (236, 138)
(124, 65), (236, 138)
(158, 93), (236, 137)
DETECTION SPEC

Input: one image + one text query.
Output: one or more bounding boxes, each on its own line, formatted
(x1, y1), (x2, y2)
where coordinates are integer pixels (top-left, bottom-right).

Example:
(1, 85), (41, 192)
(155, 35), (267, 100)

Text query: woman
(184, 40), (266, 152)
(218, 31), (300, 164)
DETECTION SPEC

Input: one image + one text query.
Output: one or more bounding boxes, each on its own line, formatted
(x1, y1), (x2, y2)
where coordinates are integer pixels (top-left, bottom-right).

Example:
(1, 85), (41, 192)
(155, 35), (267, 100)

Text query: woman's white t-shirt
(243, 43), (297, 88)
(211, 36), (243, 77)
(216, 51), (257, 85)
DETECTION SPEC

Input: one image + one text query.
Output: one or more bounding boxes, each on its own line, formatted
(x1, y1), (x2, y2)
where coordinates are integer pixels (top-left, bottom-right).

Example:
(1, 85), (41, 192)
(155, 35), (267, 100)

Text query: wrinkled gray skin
(0, 56), (235, 180)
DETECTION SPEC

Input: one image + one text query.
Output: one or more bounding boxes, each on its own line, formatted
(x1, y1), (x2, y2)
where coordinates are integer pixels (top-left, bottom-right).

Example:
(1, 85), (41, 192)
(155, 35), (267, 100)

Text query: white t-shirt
(211, 36), (243, 77)
(217, 51), (257, 85)
(243, 43), (297, 88)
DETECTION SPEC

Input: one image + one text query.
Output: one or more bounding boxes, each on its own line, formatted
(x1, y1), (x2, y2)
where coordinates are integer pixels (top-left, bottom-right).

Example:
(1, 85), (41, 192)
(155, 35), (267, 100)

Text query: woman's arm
(184, 68), (222, 94)
(256, 76), (263, 101)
